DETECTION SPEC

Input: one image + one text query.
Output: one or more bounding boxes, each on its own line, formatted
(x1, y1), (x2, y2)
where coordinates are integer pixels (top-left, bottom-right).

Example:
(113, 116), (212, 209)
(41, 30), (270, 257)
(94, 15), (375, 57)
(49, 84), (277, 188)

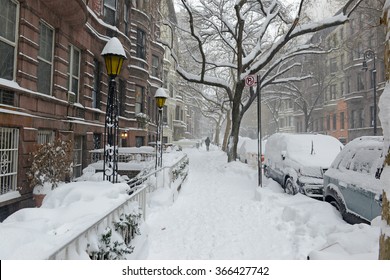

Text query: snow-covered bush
(87, 209), (142, 260)
(27, 139), (73, 193)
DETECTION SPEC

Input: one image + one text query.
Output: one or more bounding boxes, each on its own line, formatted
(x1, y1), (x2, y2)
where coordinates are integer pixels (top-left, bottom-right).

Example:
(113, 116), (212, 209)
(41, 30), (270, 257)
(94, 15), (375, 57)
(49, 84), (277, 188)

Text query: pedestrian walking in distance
(205, 137), (211, 151)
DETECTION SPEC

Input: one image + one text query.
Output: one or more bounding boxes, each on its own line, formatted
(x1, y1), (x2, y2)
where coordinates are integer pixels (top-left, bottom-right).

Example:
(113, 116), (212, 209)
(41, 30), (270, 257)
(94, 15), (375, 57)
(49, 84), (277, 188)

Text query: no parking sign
(245, 75), (256, 87)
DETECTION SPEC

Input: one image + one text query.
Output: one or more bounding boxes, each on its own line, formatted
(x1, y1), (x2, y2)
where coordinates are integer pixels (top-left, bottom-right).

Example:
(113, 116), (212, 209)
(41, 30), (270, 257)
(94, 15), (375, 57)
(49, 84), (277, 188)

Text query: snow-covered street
(145, 146), (380, 260)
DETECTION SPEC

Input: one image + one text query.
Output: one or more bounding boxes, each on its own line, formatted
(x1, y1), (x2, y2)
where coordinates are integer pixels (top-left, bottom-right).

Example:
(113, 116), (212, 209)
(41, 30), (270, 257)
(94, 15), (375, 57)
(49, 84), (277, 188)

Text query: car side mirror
(377, 194), (383, 207)
(281, 151), (286, 160)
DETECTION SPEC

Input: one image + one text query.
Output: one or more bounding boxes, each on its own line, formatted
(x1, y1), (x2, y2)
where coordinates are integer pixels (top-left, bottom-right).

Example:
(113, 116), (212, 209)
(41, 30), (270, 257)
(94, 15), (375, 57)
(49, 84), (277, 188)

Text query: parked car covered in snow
(263, 133), (343, 199)
(323, 136), (385, 224)
(237, 137), (267, 167)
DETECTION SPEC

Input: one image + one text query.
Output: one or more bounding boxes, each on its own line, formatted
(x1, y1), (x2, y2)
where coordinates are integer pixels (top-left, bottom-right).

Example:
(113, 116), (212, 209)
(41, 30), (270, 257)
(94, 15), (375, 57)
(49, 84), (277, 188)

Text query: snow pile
(146, 147), (380, 260)
(0, 181), (133, 259)
(0, 146), (381, 259)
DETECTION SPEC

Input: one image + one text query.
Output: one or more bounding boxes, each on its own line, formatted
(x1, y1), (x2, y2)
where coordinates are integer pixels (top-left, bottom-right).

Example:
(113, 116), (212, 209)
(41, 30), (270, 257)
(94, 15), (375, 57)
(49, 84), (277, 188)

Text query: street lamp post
(362, 49), (377, 135)
(101, 37), (126, 183)
(154, 88), (168, 169)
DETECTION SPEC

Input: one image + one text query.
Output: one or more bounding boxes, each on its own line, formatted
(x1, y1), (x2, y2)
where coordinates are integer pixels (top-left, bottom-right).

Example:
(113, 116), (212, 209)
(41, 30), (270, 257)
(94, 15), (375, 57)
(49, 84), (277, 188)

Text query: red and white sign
(245, 75), (256, 87)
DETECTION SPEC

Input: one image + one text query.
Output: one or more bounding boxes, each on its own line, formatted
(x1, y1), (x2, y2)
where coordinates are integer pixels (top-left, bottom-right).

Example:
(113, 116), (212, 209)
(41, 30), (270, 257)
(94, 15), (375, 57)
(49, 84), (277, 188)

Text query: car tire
(284, 177), (297, 195)
(264, 166), (270, 178)
(329, 197), (346, 219)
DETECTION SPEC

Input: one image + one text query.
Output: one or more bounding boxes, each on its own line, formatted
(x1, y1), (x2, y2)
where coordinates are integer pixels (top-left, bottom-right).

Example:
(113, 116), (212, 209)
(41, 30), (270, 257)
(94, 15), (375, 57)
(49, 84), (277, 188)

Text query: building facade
(264, 0), (385, 143)
(0, 0), (170, 220)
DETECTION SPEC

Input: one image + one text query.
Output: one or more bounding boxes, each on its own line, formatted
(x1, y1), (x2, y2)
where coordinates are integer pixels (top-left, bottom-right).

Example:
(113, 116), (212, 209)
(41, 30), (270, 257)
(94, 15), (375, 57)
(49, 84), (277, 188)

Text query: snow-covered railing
(45, 153), (189, 260)
(168, 154), (189, 191)
(89, 147), (155, 163)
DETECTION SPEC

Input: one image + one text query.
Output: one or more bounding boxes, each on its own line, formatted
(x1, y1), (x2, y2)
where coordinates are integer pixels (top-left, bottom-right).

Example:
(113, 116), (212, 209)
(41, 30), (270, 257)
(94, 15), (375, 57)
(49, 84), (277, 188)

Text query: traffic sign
(245, 75), (256, 87)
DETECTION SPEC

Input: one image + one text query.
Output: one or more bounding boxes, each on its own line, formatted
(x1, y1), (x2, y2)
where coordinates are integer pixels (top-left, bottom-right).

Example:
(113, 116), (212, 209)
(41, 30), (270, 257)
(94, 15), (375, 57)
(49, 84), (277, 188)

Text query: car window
(350, 148), (382, 175)
(337, 149), (355, 171)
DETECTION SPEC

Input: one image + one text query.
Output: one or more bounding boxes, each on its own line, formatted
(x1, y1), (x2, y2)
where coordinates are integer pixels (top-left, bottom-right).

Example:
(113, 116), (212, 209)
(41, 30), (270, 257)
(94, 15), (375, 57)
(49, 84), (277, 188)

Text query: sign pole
(257, 74), (262, 187)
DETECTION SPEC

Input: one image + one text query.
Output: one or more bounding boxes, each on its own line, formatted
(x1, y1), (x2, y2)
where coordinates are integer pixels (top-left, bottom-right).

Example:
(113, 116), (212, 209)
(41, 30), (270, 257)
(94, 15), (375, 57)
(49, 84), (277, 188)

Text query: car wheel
(264, 166), (270, 178)
(329, 198), (346, 219)
(284, 177), (297, 195)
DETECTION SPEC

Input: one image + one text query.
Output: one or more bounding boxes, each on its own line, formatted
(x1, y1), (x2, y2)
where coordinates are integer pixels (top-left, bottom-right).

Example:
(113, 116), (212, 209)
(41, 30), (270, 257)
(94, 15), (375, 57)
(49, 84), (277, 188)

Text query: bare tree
(168, 0), (363, 162)
(183, 83), (229, 145)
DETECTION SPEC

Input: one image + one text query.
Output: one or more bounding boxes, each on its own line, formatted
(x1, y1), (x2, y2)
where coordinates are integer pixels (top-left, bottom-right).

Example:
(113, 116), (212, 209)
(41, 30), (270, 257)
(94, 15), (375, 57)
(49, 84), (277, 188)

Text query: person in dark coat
(205, 137), (211, 151)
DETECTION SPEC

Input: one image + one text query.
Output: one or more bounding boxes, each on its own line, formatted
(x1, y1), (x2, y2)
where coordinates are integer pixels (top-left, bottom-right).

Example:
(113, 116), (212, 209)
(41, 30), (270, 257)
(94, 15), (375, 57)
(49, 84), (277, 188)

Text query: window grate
(0, 127), (19, 195)
(0, 89), (14, 106)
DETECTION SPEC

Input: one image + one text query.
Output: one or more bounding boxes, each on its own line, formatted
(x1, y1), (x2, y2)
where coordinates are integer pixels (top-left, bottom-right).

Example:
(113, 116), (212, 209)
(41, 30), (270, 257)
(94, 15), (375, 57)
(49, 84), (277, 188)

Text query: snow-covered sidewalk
(145, 146), (380, 260)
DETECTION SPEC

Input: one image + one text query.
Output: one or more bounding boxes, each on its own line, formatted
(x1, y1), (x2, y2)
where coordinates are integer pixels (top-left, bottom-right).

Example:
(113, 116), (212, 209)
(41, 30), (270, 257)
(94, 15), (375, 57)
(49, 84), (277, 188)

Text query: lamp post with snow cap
(101, 37), (126, 183)
(362, 49), (377, 135)
(154, 88), (168, 169)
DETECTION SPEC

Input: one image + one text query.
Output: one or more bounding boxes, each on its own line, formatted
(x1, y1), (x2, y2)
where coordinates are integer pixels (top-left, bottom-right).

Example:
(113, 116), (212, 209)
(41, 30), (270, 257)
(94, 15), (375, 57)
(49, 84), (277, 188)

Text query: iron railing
(46, 153), (189, 260)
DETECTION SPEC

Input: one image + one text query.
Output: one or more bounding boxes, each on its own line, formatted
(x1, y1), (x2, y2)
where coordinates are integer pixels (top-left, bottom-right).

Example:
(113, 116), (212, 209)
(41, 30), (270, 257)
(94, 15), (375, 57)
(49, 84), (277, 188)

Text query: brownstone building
(0, 0), (166, 220)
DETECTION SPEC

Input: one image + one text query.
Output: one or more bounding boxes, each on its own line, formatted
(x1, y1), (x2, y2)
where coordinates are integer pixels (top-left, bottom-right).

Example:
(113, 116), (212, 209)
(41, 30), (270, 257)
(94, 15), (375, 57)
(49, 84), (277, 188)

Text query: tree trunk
(214, 116), (221, 146)
(379, 189), (390, 259)
(222, 109), (231, 152)
(227, 84), (244, 162)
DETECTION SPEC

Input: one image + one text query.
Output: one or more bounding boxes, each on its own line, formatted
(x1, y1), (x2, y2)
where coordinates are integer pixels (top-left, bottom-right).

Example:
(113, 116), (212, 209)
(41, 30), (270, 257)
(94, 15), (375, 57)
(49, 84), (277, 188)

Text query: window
(330, 84), (336, 100)
(67, 45), (81, 102)
(124, 2), (129, 35)
(359, 13), (364, 29)
(350, 110), (356, 129)
(135, 136), (144, 147)
(92, 59), (101, 109)
(333, 114), (337, 130)
(330, 57), (337, 73)
(92, 133), (101, 162)
(37, 22), (54, 95)
(0, 127), (19, 195)
(73, 136), (83, 178)
(162, 105), (168, 124)
(340, 112), (345, 130)
(152, 55), (160, 78)
(93, 133), (101, 149)
(351, 148), (382, 174)
(327, 114), (331, 130)
(346, 76), (351, 93)
(104, 0), (117, 26)
(37, 130), (54, 144)
(357, 42), (363, 59)
(368, 34), (375, 49)
(0, 0), (18, 80)
(357, 72), (364, 91)
(340, 82), (344, 96)
(175, 106), (180, 120)
(136, 29), (146, 60)
(135, 86), (144, 114)
(0, 89), (14, 106)
(359, 109), (364, 128)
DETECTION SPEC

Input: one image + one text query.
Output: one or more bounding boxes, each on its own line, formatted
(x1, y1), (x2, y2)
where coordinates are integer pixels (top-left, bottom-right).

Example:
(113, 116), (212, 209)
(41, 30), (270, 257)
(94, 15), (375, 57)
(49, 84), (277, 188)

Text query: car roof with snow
(265, 133), (344, 167)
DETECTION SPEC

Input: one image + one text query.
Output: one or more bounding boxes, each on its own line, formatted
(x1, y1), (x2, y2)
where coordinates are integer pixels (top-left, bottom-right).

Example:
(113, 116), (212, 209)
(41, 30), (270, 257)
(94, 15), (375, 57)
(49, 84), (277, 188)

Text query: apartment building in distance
(264, 0), (385, 143)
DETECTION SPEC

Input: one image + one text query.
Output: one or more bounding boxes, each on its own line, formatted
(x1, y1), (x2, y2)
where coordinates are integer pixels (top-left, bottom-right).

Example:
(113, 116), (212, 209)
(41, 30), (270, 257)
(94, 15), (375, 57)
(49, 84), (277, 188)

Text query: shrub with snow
(27, 139), (73, 194)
